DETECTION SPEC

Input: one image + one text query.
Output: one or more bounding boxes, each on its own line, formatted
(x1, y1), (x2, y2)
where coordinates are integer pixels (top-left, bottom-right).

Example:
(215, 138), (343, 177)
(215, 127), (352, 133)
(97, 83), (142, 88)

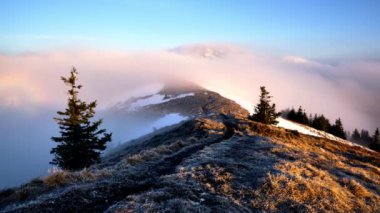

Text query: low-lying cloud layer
(0, 43), (379, 130)
(1, 43), (379, 188)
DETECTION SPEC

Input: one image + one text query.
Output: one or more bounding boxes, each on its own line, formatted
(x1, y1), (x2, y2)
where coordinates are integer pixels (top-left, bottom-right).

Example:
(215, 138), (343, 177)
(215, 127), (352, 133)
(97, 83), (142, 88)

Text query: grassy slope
(1, 115), (379, 212)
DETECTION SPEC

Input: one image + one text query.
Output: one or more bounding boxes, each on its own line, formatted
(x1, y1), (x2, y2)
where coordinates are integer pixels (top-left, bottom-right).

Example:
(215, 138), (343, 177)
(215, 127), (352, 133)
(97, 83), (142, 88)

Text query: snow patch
(126, 92), (195, 111)
(172, 92), (195, 99)
(276, 117), (374, 152)
(219, 94), (372, 152)
(276, 117), (319, 137)
(105, 83), (164, 110)
(129, 94), (167, 110)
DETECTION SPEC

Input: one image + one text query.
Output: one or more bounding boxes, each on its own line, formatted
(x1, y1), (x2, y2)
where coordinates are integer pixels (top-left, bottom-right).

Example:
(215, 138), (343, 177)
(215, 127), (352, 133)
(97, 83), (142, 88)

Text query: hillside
(102, 83), (250, 148)
(111, 83), (249, 118)
(1, 113), (379, 212)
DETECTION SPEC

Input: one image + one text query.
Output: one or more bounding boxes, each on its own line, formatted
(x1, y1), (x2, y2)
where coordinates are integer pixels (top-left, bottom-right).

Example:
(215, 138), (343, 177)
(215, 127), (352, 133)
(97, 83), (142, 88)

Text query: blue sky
(1, 0), (379, 58)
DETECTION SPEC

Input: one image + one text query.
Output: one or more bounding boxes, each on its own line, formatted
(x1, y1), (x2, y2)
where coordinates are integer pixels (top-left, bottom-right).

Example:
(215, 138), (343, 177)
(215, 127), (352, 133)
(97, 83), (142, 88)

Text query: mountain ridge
(0, 86), (379, 212)
(111, 82), (249, 118)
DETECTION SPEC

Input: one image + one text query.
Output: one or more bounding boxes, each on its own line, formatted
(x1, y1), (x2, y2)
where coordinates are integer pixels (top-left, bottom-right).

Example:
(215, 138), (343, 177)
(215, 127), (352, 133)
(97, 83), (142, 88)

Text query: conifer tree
(351, 129), (361, 141)
(51, 67), (112, 170)
(329, 118), (346, 139)
(250, 86), (281, 125)
(287, 108), (297, 121)
(286, 106), (308, 124)
(369, 128), (380, 151)
(296, 106), (309, 124)
(311, 114), (331, 132)
(360, 129), (372, 144)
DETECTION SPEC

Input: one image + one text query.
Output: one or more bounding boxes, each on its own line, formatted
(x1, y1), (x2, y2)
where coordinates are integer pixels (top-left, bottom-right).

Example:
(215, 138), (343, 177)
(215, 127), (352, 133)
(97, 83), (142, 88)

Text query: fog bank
(1, 44), (379, 188)
(1, 44), (378, 130)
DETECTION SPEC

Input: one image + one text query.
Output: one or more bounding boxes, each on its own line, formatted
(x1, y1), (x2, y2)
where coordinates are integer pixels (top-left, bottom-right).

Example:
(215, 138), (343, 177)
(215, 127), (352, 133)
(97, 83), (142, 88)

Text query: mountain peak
(159, 81), (206, 95)
(111, 83), (249, 119)
(169, 43), (246, 59)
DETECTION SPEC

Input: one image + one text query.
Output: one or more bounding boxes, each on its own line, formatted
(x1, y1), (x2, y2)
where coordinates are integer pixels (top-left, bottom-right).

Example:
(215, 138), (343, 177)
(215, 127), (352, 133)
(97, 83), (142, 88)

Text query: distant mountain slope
(112, 83), (249, 118)
(102, 83), (249, 147)
(1, 114), (379, 212)
(108, 82), (367, 151)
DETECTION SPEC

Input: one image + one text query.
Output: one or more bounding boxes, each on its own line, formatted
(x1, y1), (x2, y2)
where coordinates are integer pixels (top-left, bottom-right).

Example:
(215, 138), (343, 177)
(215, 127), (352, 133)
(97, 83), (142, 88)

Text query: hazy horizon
(1, 44), (379, 131)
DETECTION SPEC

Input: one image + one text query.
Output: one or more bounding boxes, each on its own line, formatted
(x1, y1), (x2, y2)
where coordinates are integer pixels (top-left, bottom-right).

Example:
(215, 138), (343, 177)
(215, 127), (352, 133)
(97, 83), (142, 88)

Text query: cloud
(0, 70), (48, 110)
(0, 44), (379, 130)
(282, 56), (310, 64)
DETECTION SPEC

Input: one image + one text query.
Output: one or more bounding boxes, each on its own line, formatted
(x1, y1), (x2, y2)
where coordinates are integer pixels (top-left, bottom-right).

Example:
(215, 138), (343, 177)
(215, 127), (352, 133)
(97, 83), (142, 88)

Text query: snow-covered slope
(276, 117), (374, 152)
(276, 117), (320, 137)
(122, 93), (195, 111)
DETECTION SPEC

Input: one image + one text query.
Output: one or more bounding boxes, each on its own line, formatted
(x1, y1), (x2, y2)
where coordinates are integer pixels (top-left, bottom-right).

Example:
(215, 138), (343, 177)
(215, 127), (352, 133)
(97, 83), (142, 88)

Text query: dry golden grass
(341, 178), (372, 198)
(43, 168), (112, 187)
(43, 170), (70, 187)
(189, 164), (243, 206)
(3, 117), (379, 212)
(170, 118), (380, 212)
(252, 162), (379, 212)
(244, 119), (380, 212)
(126, 140), (186, 166)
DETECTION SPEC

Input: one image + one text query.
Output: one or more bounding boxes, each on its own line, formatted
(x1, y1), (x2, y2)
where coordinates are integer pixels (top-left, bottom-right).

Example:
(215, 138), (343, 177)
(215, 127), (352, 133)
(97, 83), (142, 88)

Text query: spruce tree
(311, 114), (331, 132)
(360, 129), (372, 145)
(51, 67), (112, 170)
(287, 108), (297, 121)
(296, 106), (309, 124)
(369, 128), (380, 151)
(351, 129), (361, 141)
(286, 106), (308, 124)
(329, 118), (346, 139)
(250, 86), (281, 125)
